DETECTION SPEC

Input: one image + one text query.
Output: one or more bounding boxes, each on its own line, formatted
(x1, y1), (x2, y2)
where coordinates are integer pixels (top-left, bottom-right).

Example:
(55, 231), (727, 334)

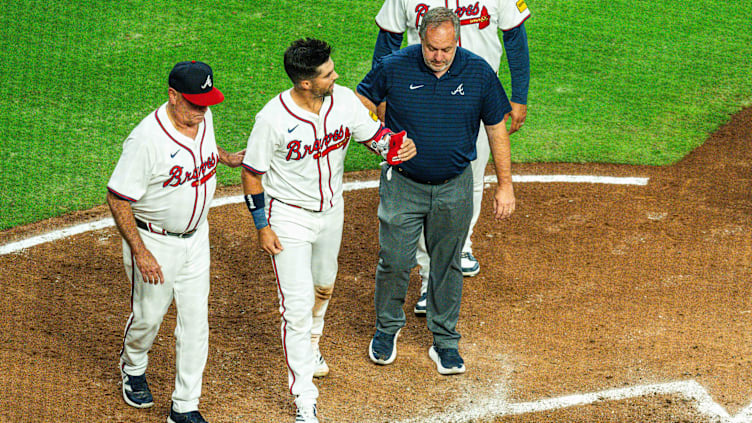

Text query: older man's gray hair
(418, 7), (460, 41)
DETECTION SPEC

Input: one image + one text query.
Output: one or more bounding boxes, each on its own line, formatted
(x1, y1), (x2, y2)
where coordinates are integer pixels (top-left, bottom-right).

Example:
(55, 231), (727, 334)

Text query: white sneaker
(313, 345), (329, 378)
(460, 252), (480, 277)
(295, 404), (319, 423)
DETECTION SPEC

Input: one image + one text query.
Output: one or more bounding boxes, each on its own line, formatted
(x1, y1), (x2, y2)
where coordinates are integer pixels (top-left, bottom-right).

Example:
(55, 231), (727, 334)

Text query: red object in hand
(386, 131), (405, 165)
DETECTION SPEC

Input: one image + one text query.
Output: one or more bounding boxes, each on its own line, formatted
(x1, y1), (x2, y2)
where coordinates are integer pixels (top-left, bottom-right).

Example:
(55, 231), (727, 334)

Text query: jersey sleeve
(375, 0), (408, 33)
(241, 112), (278, 175)
(498, 0), (531, 30)
(107, 134), (154, 202)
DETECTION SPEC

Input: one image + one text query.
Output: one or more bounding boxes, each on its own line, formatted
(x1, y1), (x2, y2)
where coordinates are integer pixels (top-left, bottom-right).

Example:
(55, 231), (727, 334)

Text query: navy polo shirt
(357, 44), (511, 182)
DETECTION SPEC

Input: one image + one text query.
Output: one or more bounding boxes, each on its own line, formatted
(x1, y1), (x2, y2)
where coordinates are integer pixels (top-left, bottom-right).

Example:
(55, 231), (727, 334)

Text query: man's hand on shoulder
(219, 147), (247, 168)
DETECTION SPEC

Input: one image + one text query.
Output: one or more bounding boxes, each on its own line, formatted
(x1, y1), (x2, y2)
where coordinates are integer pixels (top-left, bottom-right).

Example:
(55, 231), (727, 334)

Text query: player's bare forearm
(376, 102), (387, 122)
(356, 92), (378, 115)
(218, 147), (246, 168)
(241, 168), (283, 254)
(241, 167), (264, 195)
(106, 192), (164, 284)
(485, 121), (516, 219)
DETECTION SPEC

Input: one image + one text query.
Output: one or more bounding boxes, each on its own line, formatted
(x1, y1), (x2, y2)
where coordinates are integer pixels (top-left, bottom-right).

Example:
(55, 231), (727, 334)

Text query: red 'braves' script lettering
(415, 2), (483, 28)
(286, 126), (351, 161)
(163, 152), (218, 187)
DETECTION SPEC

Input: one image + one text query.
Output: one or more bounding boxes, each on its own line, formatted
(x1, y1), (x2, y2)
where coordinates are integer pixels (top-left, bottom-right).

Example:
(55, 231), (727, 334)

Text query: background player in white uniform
(107, 61), (244, 423)
(371, 0), (531, 314)
(241, 38), (415, 423)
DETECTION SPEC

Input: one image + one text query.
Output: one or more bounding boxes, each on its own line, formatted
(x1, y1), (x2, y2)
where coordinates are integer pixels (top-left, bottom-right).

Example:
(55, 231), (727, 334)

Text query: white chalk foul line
(0, 174), (648, 256)
(5, 173), (750, 422)
(401, 379), (752, 423)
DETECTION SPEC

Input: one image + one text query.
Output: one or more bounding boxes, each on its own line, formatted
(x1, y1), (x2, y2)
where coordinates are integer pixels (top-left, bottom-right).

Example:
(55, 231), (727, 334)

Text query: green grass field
(1, 0), (751, 230)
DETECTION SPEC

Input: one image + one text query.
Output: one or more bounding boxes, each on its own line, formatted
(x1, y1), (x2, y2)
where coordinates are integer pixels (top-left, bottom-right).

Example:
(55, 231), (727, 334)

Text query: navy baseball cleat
(120, 371), (154, 408)
(413, 292), (427, 316)
(460, 252), (480, 277)
(369, 328), (401, 365)
(429, 345), (466, 375)
(168, 405), (209, 423)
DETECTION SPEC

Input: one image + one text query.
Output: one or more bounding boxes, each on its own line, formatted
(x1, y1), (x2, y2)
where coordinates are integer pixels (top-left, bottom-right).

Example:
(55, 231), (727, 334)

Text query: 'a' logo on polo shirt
(451, 84), (464, 96)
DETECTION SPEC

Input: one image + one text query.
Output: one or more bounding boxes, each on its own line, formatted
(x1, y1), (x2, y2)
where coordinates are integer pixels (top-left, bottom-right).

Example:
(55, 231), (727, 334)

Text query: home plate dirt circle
(0, 107), (750, 422)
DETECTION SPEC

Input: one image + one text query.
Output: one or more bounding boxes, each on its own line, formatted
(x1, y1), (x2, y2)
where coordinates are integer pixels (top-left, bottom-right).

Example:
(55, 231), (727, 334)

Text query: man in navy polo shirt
(357, 7), (516, 375)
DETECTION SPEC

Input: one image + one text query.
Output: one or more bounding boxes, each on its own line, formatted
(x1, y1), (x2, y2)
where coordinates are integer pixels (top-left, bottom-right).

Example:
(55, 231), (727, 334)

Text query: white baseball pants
(267, 199), (343, 408)
(119, 221), (210, 413)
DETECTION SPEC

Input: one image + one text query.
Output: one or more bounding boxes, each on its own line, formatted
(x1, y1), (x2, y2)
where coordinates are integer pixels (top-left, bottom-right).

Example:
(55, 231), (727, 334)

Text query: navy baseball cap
(168, 61), (224, 106)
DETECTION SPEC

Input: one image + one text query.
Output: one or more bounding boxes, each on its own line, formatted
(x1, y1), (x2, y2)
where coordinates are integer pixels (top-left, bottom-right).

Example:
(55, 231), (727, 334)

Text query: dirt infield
(1, 107), (751, 422)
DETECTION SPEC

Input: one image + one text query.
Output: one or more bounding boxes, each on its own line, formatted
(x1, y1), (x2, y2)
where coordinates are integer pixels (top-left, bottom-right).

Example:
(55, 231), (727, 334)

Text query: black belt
(393, 166), (460, 185)
(135, 219), (197, 239)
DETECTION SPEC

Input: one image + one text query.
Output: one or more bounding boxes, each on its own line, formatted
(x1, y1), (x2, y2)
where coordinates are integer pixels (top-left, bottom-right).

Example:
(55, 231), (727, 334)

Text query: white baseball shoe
(295, 404), (319, 423)
(313, 345), (329, 378)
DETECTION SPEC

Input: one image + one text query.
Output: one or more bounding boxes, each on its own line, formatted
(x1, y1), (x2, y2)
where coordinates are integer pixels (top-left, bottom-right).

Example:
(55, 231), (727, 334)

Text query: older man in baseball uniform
(371, 0), (530, 315)
(241, 38), (415, 423)
(107, 61), (244, 423)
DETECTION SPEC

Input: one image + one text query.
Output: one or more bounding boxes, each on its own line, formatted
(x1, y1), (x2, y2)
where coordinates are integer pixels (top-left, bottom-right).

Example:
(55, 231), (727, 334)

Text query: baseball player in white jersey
(372, 0), (531, 314)
(107, 61), (244, 423)
(241, 38), (415, 423)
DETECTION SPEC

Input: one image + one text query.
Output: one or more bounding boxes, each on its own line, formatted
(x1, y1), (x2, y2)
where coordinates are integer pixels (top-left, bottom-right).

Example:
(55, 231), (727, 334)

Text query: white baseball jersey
(242, 84), (383, 211)
(375, 0), (531, 73)
(108, 103), (218, 234)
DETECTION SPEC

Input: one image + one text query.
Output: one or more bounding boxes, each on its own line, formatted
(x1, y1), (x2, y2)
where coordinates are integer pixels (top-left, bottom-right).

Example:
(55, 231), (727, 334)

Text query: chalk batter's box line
(0, 175), (649, 256)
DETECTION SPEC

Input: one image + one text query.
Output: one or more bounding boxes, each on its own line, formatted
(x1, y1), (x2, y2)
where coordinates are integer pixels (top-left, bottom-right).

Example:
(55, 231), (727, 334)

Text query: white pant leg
(311, 202), (344, 342)
(417, 232), (430, 294)
(269, 201), (343, 407)
(171, 223), (210, 413)
(120, 231), (182, 376)
(466, 124), (490, 254)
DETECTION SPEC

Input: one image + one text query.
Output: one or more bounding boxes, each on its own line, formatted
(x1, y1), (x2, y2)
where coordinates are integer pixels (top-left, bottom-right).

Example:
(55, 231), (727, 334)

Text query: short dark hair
(283, 38), (332, 85)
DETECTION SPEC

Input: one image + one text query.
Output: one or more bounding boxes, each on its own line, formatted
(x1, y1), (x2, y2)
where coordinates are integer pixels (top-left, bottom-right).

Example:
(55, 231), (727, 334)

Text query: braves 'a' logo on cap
(201, 75), (213, 89)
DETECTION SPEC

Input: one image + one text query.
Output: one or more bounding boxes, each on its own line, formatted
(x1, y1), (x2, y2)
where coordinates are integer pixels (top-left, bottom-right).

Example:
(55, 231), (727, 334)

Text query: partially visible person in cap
(107, 60), (245, 423)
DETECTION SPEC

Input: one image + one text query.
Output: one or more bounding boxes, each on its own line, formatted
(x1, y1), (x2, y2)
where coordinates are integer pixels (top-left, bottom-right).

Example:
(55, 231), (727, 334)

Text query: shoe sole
(368, 328), (401, 365)
(313, 363), (329, 378)
(428, 346), (466, 375)
(121, 382), (154, 408)
(413, 301), (427, 316)
(462, 266), (480, 277)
